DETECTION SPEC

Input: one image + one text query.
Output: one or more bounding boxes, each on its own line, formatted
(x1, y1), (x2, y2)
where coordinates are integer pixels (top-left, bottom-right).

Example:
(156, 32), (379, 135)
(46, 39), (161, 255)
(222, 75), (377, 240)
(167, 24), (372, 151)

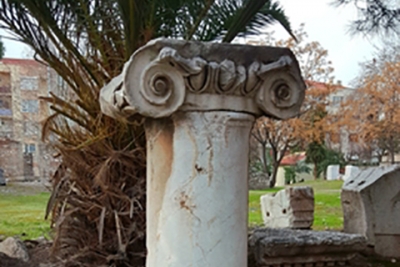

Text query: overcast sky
(271, 0), (381, 87)
(0, 0), (381, 87)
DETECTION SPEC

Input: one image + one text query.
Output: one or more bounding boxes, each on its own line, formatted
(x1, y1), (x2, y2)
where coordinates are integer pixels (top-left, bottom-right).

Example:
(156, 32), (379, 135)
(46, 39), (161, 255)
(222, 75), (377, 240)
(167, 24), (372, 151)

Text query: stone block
(248, 228), (366, 266)
(327, 165), (340, 180)
(0, 237), (29, 262)
(260, 186), (314, 229)
(342, 165), (400, 258)
(343, 165), (360, 181)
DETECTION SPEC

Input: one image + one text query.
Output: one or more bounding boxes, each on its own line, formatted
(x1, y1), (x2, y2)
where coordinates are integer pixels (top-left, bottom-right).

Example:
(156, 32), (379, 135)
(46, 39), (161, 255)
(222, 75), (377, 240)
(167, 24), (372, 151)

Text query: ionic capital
(100, 38), (305, 120)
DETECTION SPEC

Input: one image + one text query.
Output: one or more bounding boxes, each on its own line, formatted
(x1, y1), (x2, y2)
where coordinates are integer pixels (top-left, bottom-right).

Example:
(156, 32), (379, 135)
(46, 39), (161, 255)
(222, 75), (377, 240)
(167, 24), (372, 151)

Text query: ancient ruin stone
(342, 165), (400, 258)
(343, 165), (360, 181)
(248, 228), (367, 266)
(260, 186), (314, 229)
(327, 165), (340, 181)
(0, 237), (29, 262)
(100, 38), (305, 267)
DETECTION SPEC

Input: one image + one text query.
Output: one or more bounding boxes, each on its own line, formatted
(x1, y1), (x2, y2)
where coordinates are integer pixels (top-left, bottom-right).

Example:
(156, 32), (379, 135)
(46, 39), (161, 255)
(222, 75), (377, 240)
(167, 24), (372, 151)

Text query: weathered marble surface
(100, 38), (305, 267)
(327, 165), (340, 180)
(248, 228), (367, 266)
(0, 237), (29, 262)
(146, 112), (253, 267)
(343, 165), (361, 181)
(100, 38), (305, 120)
(342, 165), (400, 258)
(260, 186), (314, 229)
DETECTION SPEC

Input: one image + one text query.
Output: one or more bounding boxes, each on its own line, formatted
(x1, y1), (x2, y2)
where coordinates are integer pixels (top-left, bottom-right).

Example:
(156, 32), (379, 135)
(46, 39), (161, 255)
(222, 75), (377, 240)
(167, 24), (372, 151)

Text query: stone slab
(343, 165), (360, 181)
(327, 165), (340, 181)
(248, 228), (366, 266)
(342, 165), (400, 258)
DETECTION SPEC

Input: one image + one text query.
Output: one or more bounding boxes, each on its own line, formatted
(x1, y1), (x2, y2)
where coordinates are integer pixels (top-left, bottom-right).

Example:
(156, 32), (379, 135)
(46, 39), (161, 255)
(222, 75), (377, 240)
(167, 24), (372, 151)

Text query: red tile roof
(280, 152), (306, 166)
(0, 58), (42, 67)
(305, 80), (344, 91)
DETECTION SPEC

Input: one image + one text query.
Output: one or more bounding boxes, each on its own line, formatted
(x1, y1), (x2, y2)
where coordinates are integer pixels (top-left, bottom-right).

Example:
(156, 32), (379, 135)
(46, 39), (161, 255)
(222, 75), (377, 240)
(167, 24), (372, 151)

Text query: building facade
(325, 86), (362, 159)
(0, 58), (60, 181)
(306, 81), (364, 161)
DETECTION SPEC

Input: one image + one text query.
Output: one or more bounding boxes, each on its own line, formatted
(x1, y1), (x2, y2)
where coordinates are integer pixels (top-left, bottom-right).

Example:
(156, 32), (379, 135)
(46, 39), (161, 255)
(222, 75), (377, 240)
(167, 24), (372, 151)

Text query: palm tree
(0, 1), (295, 266)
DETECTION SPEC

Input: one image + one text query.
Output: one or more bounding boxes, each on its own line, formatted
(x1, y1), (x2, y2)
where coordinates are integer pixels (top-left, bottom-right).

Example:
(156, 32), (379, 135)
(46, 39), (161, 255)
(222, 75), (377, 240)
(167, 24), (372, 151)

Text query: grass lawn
(0, 186), (51, 240)
(0, 179), (343, 240)
(249, 180), (344, 231)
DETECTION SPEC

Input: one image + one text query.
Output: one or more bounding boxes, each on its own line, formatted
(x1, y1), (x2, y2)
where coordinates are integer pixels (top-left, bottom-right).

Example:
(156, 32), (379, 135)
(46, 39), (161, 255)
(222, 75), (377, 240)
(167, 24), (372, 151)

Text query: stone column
(99, 38), (305, 267)
(145, 112), (253, 266)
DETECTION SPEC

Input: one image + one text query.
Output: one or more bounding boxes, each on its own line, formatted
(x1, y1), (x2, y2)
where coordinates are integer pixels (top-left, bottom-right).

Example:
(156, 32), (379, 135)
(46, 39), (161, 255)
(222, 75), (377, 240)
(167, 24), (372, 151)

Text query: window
(0, 118), (13, 138)
(0, 72), (11, 89)
(0, 98), (11, 109)
(21, 100), (38, 113)
(55, 74), (70, 99)
(20, 76), (39, 90)
(24, 143), (36, 154)
(0, 99), (8, 108)
(0, 96), (12, 116)
(332, 96), (343, 106)
(57, 74), (65, 88)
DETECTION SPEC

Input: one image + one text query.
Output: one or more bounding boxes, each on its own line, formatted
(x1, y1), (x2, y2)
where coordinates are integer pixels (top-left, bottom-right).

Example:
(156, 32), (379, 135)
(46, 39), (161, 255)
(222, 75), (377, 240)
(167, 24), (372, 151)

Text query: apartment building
(0, 58), (60, 181)
(325, 86), (363, 159)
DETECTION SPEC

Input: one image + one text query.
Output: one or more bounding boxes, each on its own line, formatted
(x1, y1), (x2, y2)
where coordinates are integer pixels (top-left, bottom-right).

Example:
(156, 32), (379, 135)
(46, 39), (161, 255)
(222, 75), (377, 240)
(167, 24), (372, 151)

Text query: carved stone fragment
(342, 165), (400, 258)
(260, 186), (314, 229)
(248, 228), (366, 266)
(100, 38), (305, 119)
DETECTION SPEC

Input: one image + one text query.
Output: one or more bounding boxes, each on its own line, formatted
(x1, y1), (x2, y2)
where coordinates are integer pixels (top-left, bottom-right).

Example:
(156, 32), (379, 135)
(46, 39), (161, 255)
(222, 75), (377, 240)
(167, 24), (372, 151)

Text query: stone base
(342, 165), (400, 258)
(248, 228), (367, 267)
(374, 234), (400, 259)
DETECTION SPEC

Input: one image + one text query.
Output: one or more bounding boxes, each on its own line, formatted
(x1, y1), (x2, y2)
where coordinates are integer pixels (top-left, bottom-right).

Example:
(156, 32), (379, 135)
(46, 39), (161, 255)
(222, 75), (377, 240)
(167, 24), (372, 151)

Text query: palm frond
(0, 0), (294, 265)
(223, 0), (296, 42)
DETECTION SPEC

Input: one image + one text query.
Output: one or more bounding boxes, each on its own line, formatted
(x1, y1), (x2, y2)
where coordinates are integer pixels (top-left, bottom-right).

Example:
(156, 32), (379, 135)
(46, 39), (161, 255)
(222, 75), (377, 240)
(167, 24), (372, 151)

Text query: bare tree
(333, 0), (400, 36)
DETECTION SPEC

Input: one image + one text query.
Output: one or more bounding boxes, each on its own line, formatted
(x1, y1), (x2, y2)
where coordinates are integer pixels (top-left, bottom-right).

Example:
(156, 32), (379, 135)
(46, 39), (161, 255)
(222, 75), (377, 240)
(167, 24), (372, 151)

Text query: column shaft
(145, 111), (254, 267)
